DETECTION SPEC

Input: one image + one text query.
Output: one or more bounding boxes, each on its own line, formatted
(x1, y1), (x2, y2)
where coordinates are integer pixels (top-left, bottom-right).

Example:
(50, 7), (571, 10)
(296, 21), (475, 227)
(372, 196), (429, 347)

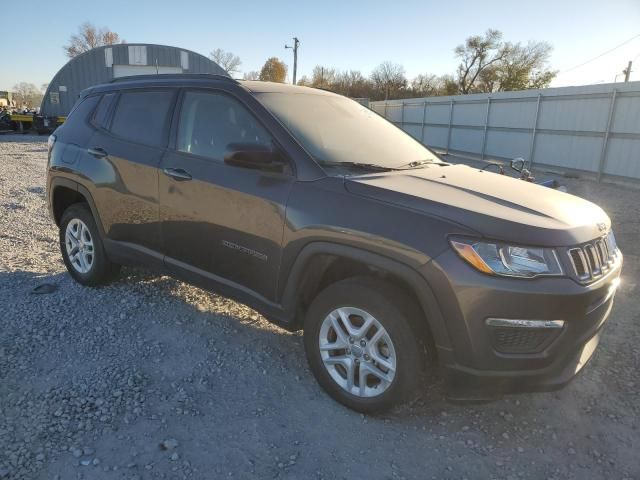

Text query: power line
(557, 33), (640, 75)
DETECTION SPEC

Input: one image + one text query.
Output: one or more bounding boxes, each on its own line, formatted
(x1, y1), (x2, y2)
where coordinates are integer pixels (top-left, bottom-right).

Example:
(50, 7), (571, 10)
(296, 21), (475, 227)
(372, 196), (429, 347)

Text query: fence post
(528, 94), (542, 168)
(383, 102), (388, 120)
(446, 99), (454, 154)
(598, 89), (617, 182)
(400, 102), (405, 130)
(481, 97), (491, 160)
(421, 101), (428, 144)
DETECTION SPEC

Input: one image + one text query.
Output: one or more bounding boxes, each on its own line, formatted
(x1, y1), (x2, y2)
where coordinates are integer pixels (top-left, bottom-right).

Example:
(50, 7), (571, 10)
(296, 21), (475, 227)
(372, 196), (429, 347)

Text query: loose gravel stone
(160, 438), (179, 451)
(0, 136), (638, 480)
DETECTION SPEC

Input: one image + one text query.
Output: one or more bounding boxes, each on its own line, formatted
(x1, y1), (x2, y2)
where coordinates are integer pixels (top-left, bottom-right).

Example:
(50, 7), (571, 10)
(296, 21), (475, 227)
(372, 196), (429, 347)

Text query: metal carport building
(41, 44), (229, 117)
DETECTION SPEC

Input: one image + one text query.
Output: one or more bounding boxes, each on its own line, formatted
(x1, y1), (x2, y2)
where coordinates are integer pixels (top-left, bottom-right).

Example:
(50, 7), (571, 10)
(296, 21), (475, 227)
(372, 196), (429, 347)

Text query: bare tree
(64, 22), (124, 58)
(455, 29), (510, 94)
(410, 74), (442, 97)
(210, 48), (242, 76)
(333, 70), (372, 98)
(371, 61), (407, 100)
(13, 82), (42, 109)
(409, 74), (459, 97)
(310, 66), (338, 88)
(259, 57), (287, 83)
(439, 75), (460, 96)
(295, 67), (374, 98)
(296, 75), (311, 86)
(242, 70), (260, 81)
(479, 41), (556, 92)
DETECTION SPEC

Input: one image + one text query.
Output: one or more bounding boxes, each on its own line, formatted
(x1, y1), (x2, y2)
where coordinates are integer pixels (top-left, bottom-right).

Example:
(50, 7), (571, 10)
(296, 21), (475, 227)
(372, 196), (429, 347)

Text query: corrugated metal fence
(370, 81), (640, 182)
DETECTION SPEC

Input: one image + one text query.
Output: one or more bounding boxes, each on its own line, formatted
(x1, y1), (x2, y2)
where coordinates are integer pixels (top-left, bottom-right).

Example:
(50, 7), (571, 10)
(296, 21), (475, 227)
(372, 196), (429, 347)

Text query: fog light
(485, 318), (564, 354)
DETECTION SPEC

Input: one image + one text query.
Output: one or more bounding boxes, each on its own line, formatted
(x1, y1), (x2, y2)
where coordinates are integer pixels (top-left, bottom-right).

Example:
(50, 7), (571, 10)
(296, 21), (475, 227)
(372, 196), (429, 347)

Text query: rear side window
(110, 90), (174, 147)
(92, 92), (116, 129)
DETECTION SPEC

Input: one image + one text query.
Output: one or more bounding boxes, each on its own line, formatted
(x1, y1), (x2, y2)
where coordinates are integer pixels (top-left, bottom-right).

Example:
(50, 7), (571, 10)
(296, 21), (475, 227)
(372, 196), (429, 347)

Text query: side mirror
(510, 157), (527, 173)
(223, 143), (287, 173)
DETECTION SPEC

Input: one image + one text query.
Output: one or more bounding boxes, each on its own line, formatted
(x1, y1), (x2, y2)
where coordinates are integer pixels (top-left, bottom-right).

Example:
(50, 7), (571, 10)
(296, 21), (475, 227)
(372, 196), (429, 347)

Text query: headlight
(450, 238), (563, 278)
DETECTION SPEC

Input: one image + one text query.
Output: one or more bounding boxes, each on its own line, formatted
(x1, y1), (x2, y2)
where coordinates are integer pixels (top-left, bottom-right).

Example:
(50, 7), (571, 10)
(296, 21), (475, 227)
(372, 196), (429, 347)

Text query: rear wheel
(304, 277), (427, 413)
(59, 203), (120, 286)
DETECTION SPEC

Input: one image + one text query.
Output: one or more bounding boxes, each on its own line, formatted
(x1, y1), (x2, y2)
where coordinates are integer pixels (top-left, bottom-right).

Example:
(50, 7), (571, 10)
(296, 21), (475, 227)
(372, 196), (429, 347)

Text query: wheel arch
(280, 241), (452, 354)
(49, 177), (105, 237)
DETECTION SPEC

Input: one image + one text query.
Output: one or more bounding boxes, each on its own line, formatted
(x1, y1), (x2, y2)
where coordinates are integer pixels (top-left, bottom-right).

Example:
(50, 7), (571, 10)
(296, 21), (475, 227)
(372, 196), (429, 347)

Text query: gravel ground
(0, 135), (638, 480)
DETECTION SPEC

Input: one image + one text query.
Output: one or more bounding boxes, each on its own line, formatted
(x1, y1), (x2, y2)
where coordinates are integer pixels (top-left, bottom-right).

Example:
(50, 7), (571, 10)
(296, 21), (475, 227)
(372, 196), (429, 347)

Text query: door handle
(87, 147), (108, 158)
(163, 168), (192, 181)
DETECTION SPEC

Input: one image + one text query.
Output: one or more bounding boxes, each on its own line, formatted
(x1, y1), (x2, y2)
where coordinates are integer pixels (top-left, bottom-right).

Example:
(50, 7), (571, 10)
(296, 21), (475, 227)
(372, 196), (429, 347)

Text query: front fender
(279, 241), (452, 353)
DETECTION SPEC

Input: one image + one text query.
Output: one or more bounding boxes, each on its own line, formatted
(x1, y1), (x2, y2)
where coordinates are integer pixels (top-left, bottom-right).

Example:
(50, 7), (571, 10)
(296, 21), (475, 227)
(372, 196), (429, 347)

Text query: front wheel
(303, 277), (427, 413)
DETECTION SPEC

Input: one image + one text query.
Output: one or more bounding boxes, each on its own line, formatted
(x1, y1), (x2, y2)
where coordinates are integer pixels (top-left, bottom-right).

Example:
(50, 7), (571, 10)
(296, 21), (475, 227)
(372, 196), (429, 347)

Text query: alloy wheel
(318, 307), (397, 398)
(64, 218), (94, 274)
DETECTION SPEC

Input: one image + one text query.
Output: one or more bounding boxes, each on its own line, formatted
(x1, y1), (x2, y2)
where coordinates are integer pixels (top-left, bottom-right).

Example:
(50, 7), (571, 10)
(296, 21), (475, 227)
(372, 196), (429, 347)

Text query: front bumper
(421, 249), (622, 398)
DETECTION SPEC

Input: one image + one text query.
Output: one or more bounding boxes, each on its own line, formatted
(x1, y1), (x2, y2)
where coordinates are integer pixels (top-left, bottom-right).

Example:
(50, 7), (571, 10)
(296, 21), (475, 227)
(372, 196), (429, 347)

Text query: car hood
(344, 164), (610, 246)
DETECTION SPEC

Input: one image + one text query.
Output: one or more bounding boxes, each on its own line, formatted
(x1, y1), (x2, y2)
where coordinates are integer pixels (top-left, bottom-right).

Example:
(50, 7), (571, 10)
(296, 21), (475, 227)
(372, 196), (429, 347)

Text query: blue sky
(2, 0), (639, 91)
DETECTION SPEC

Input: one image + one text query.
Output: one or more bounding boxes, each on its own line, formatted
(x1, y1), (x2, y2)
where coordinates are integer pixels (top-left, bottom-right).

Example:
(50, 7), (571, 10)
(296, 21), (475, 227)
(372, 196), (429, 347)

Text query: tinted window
(110, 90), (174, 147)
(92, 92), (116, 129)
(177, 91), (271, 161)
(65, 95), (100, 127)
(60, 95), (100, 145)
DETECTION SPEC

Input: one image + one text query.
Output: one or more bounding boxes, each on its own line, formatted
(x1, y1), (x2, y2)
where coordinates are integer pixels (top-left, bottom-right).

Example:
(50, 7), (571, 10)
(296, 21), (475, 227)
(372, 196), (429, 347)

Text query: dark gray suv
(46, 74), (622, 412)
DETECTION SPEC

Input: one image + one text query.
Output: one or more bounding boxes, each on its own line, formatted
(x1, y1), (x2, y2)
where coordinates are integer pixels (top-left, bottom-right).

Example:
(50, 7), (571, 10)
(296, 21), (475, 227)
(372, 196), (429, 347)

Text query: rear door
(88, 88), (177, 254)
(159, 88), (295, 301)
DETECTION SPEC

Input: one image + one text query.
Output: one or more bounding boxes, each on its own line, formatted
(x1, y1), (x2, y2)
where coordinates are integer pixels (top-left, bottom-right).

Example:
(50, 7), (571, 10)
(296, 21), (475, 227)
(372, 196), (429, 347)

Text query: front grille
(568, 232), (619, 283)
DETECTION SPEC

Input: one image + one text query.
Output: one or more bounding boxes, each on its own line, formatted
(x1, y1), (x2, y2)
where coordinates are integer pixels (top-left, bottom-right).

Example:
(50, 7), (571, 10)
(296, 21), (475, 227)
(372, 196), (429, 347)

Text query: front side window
(110, 90), (174, 147)
(177, 91), (272, 161)
(255, 92), (441, 169)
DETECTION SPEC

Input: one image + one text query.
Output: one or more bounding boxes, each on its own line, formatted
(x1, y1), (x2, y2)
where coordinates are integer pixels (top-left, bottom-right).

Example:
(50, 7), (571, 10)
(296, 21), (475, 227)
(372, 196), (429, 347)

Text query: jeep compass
(46, 74), (622, 412)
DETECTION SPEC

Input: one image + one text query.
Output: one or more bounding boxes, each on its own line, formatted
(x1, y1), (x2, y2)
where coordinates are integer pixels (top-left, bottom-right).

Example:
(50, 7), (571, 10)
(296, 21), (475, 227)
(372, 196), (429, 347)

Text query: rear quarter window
(64, 95), (100, 127)
(59, 95), (101, 145)
(109, 90), (175, 147)
(91, 92), (117, 129)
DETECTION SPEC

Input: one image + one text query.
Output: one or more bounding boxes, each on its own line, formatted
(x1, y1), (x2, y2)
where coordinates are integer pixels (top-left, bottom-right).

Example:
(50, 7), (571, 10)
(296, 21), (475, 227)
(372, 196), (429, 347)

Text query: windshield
(255, 92), (441, 169)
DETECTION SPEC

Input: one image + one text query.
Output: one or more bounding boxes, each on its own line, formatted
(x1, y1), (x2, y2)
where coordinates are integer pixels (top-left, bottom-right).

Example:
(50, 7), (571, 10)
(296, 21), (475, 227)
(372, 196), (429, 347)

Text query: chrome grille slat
(567, 234), (618, 283)
(568, 248), (590, 281)
(595, 240), (610, 271)
(584, 244), (601, 277)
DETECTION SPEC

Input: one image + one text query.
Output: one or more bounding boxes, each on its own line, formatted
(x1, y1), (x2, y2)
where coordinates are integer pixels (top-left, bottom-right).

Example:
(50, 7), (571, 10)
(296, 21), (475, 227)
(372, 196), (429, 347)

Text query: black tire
(59, 203), (120, 286)
(303, 276), (428, 413)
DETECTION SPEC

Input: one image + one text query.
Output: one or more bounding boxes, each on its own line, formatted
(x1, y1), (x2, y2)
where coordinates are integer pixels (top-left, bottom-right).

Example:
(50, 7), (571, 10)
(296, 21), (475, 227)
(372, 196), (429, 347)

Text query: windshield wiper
(397, 159), (446, 169)
(316, 160), (399, 172)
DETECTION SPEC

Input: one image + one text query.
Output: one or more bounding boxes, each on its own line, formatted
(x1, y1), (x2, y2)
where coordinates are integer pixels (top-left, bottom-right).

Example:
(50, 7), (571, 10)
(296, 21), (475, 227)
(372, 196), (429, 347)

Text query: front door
(159, 89), (295, 301)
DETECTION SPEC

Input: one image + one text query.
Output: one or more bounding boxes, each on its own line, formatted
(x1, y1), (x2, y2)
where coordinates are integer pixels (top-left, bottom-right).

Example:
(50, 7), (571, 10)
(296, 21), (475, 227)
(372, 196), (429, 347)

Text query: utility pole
(285, 37), (300, 85)
(624, 60), (632, 82)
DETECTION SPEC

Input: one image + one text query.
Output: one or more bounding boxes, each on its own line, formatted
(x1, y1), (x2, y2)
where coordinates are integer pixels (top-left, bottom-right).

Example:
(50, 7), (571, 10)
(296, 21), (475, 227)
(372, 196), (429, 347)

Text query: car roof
(239, 80), (336, 96)
(81, 74), (337, 98)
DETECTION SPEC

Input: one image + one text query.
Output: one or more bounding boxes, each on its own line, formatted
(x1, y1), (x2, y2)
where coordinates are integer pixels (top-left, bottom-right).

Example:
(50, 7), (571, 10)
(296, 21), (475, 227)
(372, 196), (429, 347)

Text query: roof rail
(110, 73), (236, 84)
